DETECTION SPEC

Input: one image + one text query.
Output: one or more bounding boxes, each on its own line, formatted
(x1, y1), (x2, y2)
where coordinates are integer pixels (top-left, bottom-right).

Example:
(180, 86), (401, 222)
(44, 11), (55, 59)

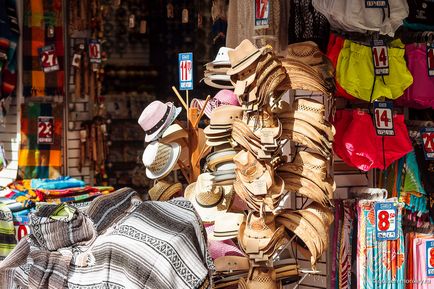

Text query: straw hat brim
(184, 183), (234, 223)
(144, 142), (181, 180)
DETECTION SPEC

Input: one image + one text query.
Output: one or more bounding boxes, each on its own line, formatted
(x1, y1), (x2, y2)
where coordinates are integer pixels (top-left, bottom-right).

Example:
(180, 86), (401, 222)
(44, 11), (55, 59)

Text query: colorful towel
(18, 102), (62, 179)
(22, 0), (64, 97)
(30, 176), (85, 190)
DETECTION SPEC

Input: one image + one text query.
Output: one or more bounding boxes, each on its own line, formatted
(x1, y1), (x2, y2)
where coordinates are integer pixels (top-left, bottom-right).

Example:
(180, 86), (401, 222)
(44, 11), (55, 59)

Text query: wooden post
(188, 107), (200, 183)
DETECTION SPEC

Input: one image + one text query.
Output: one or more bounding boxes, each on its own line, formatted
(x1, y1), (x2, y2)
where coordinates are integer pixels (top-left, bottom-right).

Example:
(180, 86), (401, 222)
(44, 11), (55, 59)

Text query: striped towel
(18, 102), (62, 179)
(0, 203), (16, 259)
(22, 0), (64, 97)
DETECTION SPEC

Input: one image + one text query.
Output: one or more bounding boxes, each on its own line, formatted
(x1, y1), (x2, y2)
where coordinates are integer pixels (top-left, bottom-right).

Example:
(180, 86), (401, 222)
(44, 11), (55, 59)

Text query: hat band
(144, 106), (171, 136)
(196, 189), (224, 208)
(231, 50), (261, 70)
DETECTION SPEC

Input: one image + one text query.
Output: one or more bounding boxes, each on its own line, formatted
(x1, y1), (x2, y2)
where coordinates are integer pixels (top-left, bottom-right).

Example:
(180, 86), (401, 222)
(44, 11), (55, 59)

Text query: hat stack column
(225, 40), (335, 288)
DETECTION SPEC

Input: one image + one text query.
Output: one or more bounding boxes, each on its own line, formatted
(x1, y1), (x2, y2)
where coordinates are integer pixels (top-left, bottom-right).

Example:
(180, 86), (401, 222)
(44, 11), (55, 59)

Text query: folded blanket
(30, 176), (85, 190)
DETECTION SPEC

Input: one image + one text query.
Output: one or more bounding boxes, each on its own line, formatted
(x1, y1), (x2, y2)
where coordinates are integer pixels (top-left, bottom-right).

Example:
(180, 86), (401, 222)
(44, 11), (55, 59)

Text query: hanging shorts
(326, 33), (356, 100)
(396, 43), (434, 109)
(333, 109), (413, 171)
(337, 39), (413, 102)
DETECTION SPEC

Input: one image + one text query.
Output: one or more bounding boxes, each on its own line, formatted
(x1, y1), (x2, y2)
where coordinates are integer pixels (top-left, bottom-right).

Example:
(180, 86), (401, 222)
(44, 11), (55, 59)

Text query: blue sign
(426, 240), (434, 277)
(375, 202), (398, 241)
(178, 53), (193, 91)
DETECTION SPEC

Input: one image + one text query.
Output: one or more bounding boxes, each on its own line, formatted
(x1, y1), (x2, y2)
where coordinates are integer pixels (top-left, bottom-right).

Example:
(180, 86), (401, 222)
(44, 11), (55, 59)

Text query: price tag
(178, 53), (193, 90)
(72, 53), (81, 68)
(38, 45), (59, 73)
(427, 43), (434, 77)
(251, 176), (267, 196)
(373, 101), (394, 136)
(365, 0), (388, 8)
(375, 202), (398, 241)
(371, 40), (389, 75)
(182, 8), (189, 24)
(421, 127), (434, 160)
(88, 40), (101, 63)
(15, 224), (30, 242)
(260, 129), (275, 144)
(254, 0), (270, 29)
(426, 240), (434, 277)
(37, 116), (54, 144)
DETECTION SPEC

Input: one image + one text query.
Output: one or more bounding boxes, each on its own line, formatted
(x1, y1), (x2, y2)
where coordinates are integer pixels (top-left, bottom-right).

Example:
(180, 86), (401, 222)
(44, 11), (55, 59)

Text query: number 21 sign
(38, 45), (59, 73)
(38, 116), (54, 144)
(375, 202), (398, 241)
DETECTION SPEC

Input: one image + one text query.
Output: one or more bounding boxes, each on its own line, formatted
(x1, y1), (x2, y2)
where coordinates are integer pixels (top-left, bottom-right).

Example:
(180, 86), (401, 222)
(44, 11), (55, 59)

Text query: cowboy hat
(208, 212), (245, 241)
(227, 40), (268, 76)
(142, 141), (181, 180)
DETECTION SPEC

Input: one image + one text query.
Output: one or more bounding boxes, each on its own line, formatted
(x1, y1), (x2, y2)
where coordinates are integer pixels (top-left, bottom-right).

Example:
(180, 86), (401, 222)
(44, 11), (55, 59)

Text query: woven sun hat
(184, 173), (234, 223)
(148, 180), (182, 201)
(138, 100), (182, 142)
(142, 141), (181, 180)
(240, 268), (280, 289)
(227, 39), (266, 76)
(285, 41), (324, 66)
(203, 74), (234, 90)
(160, 124), (189, 170)
(191, 90), (240, 119)
(209, 212), (245, 241)
(303, 203), (334, 227)
(204, 105), (244, 136)
(206, 148), (238, 171)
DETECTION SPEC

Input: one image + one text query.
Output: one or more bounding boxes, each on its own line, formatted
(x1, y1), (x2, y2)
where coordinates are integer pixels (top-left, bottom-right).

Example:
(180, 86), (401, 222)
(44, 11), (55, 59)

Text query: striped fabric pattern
(18, 102), (62, 179)
(0, 188), (213, 289)
(22, 0), (64, 97)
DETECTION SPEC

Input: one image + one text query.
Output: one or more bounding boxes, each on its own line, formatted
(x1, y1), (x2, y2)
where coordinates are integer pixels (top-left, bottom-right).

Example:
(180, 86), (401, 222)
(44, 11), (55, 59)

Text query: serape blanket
(22, 0), (64, 97)
(0, 188), (213, 289)
(18, 102), (62, 179)
(0, 204), (16, 259)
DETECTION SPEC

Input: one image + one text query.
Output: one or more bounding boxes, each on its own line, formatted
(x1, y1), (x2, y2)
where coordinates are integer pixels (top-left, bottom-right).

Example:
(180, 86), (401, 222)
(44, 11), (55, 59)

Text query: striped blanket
(22, 0), (64, 97)
(0, 188), (213, 289)
(18, 102), (62, 179)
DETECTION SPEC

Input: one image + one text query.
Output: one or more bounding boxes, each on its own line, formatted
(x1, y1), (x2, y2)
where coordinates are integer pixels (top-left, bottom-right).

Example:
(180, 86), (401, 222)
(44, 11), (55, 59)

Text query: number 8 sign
(426, 240), (434, 277)
(375, 202), (398, 241)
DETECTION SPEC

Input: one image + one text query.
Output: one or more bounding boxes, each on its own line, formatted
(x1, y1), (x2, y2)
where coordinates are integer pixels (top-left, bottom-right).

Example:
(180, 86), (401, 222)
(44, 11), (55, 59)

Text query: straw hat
(160, 124), (189, 170)
(233, 150), (273, 193)
(239, 268), (281, 289)
(191, 90), (240, 119)
(285, 41), (324, 66)
(138, 101), (181, 142)
(209, 212), (245, 241)
(184, 173), (234, 223)
(227, 40), (267, 76)
(142, 141), (181, 180)
(148, 180), (182, 201)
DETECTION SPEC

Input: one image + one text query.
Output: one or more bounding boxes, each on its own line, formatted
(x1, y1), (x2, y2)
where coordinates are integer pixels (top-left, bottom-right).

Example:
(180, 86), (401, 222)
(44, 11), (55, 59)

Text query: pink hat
(191, 90), (240, 119)
(205, 224), (244, 260)
(138, 101), (181, 142)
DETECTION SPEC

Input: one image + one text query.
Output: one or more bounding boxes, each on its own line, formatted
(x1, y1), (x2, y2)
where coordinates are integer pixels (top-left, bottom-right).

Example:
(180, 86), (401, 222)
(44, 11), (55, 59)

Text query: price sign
(37, 116), (54, 144)
(421, 127), (434, 160)
(88, 40), (101, 63)
(38, 45), (59, 73)
(426, 240), (434, 277)
(15, 224), (30, 241)
(371, 40), (389, 75)
(254, 0), (270, 29)
(375, 202), (398, 241)
(373, 101), (394, 136)
(365, 0), (388, 8)
(427, 43), (434, 77)
(178, 53), (193, 91)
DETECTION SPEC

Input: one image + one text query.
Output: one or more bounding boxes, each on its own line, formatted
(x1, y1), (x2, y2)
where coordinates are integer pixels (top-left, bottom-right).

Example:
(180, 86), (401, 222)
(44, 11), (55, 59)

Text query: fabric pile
(0, 188), (213, 289)
(0, 176), (114, 260)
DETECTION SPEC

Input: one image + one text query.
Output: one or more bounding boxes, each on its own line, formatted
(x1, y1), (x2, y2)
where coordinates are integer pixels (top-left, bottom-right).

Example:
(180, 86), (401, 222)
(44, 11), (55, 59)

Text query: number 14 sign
(178, 53), (193, 91)
(373, 101), (394, 136)
(372, 40), (389, 75)
(375, 202), (398, 241)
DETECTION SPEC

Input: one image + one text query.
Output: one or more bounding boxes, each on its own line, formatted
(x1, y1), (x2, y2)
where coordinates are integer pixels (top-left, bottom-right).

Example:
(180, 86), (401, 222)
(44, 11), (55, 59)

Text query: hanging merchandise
(288, 0), (330, 52)
(405, 0), (434, 30)
(312, 0), (409, 37)
(0, 0), (19, 100)
(395, 43), (434, 109)
(18, 102), (62, 179)
(22, 0), (64, 97)
(333, 109), (413, 171)
(0, 144), (8, 171)
(226, 0), (289, 53)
